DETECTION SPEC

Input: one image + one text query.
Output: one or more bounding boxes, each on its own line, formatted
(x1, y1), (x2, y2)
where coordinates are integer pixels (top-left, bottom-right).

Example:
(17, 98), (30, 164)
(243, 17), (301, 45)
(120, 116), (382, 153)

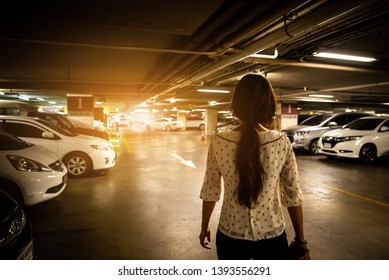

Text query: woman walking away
(199, 74), (310, 260)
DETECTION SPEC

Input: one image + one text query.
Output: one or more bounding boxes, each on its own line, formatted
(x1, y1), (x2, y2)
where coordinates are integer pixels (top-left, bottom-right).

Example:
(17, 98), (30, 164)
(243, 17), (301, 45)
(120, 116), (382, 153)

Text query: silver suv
(282, 112), (373, 154)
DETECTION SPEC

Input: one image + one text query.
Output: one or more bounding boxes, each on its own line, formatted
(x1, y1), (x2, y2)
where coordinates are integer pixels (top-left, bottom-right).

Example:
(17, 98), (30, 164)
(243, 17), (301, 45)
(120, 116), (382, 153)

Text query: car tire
(63, 152), (92, 178)
(309, 138), (320, 155)
(0, 178), (24, 206)
(199, 124), (205, 130)
(145, 125), (151, 131)
(165, 125), (171, 132)
(359, 144), (377, 164)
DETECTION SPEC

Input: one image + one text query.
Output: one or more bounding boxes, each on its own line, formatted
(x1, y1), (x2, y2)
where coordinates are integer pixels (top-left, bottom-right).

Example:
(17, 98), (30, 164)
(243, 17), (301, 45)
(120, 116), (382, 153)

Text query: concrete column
(205, 108), (218, 136)
(177, 112), (187, 130)
(279, 102), (298, 130)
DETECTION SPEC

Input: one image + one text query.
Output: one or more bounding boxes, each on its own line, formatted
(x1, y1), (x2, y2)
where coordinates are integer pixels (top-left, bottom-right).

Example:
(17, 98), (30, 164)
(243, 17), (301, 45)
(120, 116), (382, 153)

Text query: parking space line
(327, 185), (389, 208)
(301, 177), (389, 208)
(122, 136), (132, 153)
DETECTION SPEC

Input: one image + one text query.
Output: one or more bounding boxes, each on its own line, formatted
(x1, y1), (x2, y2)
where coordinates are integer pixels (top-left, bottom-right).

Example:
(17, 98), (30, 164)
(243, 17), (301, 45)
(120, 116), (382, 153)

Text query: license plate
(324, 142), (331, 148)
(17, 240), (34, 260)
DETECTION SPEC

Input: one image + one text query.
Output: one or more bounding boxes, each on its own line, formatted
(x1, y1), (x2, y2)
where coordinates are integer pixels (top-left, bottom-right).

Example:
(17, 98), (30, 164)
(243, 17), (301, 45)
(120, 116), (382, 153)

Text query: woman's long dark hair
(231, 74), (277, 208)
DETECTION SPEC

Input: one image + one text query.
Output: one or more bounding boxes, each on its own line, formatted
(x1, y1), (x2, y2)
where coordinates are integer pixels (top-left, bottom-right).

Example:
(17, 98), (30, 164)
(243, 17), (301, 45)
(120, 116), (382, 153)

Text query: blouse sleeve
(279, 135), (304, 207)
(200, 138), (222, 202)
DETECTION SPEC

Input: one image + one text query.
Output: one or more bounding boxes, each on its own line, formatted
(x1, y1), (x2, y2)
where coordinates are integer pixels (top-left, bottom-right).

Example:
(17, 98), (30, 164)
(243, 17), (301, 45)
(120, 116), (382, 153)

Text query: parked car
(0, 130), (67, 206)
(27, 111), (109, 140)
(0, 100), (110, 140)
(318, 116), (389, 164)
(0, 116), (116, 178)
(214, 118), (241, 133)
(282, 112), (373, 154)
(145, 117), (183, 131)
(0, 100), (38, 116)
(185, 116), (205, 130)
(0, 190), (34, 259)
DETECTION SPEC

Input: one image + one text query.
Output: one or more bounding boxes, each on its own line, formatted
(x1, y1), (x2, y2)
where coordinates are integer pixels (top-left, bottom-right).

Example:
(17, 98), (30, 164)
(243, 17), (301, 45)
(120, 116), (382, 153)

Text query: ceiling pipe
(141, 0), (312, 96)
(0, 37), (217, 56)
(279, 81), (389, 98)
(241, 56), (385, 73)
(150, 0), (372, 100)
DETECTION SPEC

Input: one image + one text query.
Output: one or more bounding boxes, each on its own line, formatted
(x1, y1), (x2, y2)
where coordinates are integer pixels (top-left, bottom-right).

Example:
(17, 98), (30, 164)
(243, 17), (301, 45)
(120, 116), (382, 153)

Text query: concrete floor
(26, 129), (389, 260)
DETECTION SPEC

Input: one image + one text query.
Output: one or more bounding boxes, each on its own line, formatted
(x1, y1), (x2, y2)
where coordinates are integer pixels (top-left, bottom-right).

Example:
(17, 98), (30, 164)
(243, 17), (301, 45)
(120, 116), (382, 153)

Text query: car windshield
(0, 131), (31, 150)
(300, 113), (333, 126)
(35, 119), (75, 136)
(344, 118), (384, 130)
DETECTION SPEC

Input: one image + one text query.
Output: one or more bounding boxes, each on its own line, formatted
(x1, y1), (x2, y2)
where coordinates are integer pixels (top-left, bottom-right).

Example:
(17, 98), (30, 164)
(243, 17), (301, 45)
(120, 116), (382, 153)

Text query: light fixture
(313, 52), (376, 62)
(208, 100), (218, 106)
(18, 95), (30, 101)
(308, 94), (334, 98)
(0, 91), (4, 95)
(48, 101), (56, 104)
(197, 89), (230, 93)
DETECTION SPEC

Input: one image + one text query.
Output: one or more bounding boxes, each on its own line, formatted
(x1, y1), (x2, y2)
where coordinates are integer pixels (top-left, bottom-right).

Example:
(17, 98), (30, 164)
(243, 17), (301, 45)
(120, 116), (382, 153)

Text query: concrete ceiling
(1, 0), (389, 114)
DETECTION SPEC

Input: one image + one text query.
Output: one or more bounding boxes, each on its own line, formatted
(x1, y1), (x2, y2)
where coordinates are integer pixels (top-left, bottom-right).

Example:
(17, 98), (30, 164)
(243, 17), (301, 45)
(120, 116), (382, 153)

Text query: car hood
(282, 125), (311, 133)
(283, 125), (327, 133)
(6, 144), (60, 165)
(322, 128), (372, 138)
(71, 134), (113, 146)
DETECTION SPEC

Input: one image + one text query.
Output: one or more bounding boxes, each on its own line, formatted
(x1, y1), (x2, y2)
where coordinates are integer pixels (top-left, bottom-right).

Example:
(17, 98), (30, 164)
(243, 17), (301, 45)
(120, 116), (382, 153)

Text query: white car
(282, 112), (373, 154)
(145, 117), (183, 131)
(0, 116), (116, 177)
(318, 116), (389, 164)
(0, 130), (67, 206)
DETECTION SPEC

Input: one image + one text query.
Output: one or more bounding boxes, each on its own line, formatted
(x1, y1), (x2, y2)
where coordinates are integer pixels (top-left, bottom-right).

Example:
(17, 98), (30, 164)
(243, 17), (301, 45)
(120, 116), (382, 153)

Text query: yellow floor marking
(122, 136), (132, 153)
(301, 177), (389, 208)
(327, 185), (389, 208)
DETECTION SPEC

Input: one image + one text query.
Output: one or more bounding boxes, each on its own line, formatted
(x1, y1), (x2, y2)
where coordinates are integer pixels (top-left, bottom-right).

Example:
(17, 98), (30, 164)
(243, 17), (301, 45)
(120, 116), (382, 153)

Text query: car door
(376, 120), (389, 156)
(2, 120), (60, 157)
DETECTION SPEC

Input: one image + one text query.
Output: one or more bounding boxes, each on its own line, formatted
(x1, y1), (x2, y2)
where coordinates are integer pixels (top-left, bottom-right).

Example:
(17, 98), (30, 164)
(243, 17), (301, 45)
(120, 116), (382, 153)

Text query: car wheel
(63, 152), (92, 178)
(309, 138), (320, 155)
(199, 124), (205, 130)
(165, 125), (171, 132)
(359, 144), (377, 164)
(145, 125), (151, 131)
(0, 178), (24, 206)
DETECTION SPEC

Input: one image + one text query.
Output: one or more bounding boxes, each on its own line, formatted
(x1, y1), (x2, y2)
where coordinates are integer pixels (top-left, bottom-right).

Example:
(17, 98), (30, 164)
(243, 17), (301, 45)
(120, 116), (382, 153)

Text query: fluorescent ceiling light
(313, 52), (376, 62)
(308, 94), (333, 98)
(0, 91), (4, 95)
(18, 95), (30, 100)
(197, 89), (230, 93)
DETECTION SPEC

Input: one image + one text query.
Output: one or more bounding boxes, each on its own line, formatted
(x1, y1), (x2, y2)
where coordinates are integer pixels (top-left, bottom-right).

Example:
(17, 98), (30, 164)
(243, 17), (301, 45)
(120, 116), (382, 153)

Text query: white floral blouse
(200, 129), (304, 241)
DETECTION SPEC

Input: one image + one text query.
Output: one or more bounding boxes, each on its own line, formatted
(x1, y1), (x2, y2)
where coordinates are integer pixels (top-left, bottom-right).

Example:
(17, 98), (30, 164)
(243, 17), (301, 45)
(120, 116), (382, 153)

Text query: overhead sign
(67, 94), (94, 116)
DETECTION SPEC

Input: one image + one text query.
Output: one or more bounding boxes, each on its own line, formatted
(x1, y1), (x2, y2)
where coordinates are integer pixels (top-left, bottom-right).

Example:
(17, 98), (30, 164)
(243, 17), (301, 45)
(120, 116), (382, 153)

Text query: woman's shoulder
(214, 130), (240, 143)
(258, 130), (287, 145)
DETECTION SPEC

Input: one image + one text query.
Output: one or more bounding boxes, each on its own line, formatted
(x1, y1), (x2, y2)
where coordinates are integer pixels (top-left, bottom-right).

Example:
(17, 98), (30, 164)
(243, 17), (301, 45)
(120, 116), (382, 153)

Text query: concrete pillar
(205, 108), (218, 136)
(279, 102), (298, 130)
(177, 112), (187, 130)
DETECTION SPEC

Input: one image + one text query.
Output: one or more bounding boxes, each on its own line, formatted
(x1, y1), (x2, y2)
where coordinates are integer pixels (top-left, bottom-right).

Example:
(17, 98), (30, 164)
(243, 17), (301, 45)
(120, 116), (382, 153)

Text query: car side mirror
(380, 125), (389, 132)
(42, 131), (55, 139)
(328, 121), (338, 128)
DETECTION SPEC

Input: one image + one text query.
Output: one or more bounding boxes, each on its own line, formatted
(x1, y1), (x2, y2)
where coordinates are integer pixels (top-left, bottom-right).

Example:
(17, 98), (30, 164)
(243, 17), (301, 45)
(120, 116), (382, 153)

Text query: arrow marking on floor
(170, 153), (197, 169)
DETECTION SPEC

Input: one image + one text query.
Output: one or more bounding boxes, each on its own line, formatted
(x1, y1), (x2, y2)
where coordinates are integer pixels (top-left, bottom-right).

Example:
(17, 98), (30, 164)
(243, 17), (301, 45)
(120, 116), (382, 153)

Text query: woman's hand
(298, 243), (311, 260)
(199, 228), (212, 249)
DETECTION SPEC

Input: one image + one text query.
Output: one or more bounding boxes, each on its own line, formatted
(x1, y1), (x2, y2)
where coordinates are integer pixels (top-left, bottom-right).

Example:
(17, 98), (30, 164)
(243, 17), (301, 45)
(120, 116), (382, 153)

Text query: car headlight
(339, 136), (362, 142)
(7, 155), (52, 172)
(90, 144), (113, 151)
